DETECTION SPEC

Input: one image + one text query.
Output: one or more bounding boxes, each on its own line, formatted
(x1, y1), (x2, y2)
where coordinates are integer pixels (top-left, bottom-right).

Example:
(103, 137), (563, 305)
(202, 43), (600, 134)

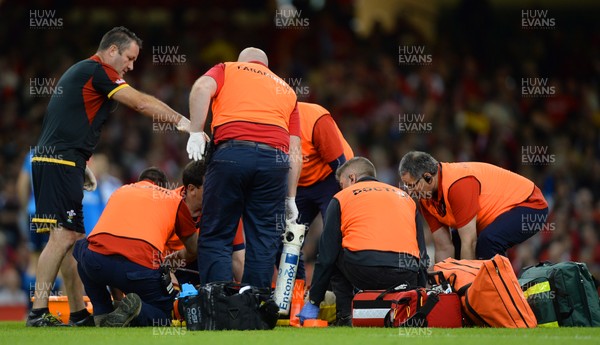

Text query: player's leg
(296, 187), (320, 229)
(231, 220), (246, 282)
(451, 229), (461, 259)
(22, 213), (50, 309)
(277, 185), (319, 281)
(60, 239), (87, 313)
(31, 227), (70, 308)
(294, 173), (339, 280)
(28, 162), (87, 326)
(315, 173), (341, 222)
(232, 249), (245, 282)
(28, 225), (80, 326)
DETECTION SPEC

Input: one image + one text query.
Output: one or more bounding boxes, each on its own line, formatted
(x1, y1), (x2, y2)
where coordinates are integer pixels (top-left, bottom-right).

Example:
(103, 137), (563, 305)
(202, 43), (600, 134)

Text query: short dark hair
(98, 26), (142, 53)
(138, 167), (167, 187)
(398, 151), (439, 179)
(336, 157), (376, 181)
(182, 160), (206, 187)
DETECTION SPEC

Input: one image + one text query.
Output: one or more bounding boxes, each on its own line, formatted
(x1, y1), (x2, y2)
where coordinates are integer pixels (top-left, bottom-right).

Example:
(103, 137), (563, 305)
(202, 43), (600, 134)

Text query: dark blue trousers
(73, 239), (173, 326)
(199, 143), (289, 288)
(282, 173), (340, 279)
(451, 206), (549, 259)
(296, 173), (340, 227)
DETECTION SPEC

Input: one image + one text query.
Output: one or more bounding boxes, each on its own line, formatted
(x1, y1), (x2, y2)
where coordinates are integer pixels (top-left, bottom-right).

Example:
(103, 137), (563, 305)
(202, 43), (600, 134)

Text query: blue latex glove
(297, 302), (320, 325)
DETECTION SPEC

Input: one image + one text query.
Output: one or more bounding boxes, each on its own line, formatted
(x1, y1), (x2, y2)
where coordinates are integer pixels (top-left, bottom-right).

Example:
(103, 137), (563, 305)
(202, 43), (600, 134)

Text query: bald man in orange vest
(398, 151), (549, 262)
(186, 47), (302, 289)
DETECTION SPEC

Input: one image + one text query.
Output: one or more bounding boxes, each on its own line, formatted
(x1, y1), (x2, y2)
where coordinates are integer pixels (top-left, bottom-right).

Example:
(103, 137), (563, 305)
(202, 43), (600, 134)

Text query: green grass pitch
(2, 322), (600, 345)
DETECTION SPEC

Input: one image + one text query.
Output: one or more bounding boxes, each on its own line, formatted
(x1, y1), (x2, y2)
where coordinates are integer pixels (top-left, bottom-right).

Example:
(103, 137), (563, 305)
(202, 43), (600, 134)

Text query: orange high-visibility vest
(298, 102), (353, 187)
(89, 181), (182, 253)
(335, 180), (419, 256)
(421, 162), (536, 232)
(165, 186), (191, 251)
(211, 62), (297, 133)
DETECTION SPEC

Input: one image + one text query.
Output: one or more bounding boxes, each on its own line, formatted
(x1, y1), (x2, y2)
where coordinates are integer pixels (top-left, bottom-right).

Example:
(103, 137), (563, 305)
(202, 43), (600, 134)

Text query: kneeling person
(298, 157), (423, 326)
(73, 167), (197, 327)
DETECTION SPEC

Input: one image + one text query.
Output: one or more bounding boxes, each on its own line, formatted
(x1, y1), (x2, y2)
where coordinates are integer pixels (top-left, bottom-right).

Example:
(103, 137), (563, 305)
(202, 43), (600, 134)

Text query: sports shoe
(26, 312), (68, 327)
(331, 315), (352, 327)
(68, 314), (95, 327)
(98, 293), (142, 327)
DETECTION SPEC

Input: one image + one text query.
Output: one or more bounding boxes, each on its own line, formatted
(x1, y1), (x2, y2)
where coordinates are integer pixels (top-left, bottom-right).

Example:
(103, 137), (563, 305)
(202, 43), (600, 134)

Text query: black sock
(30, 308), (50, 317)
(69, 309), (91, 321)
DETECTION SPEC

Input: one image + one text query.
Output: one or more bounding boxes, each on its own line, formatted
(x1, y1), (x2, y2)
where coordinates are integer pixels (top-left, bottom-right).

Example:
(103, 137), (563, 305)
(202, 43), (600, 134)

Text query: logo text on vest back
(352, 186), (407, 196)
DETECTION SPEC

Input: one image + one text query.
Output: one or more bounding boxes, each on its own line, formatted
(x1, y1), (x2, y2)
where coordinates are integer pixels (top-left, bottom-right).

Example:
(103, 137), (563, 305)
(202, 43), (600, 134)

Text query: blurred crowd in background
(1, 0), (599, 306)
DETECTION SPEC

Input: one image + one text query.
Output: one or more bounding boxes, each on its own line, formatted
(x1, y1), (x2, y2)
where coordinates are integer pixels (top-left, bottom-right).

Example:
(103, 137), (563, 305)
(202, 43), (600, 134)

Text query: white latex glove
(83, 166), (97, 191)
(176, 116), (191, 132)
(187, 131), (207, 161)
(285, 196), (299, 222)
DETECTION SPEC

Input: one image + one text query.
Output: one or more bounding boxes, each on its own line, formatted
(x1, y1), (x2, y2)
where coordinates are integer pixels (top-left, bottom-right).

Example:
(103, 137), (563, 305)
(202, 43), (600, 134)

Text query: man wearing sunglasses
(399, 151), (548, 262)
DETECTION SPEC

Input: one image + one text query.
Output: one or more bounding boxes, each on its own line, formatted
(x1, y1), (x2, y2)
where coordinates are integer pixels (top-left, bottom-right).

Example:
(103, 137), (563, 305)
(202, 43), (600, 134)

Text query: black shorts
(26, 213), (50, 252)
(31, 159), (85, 234)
